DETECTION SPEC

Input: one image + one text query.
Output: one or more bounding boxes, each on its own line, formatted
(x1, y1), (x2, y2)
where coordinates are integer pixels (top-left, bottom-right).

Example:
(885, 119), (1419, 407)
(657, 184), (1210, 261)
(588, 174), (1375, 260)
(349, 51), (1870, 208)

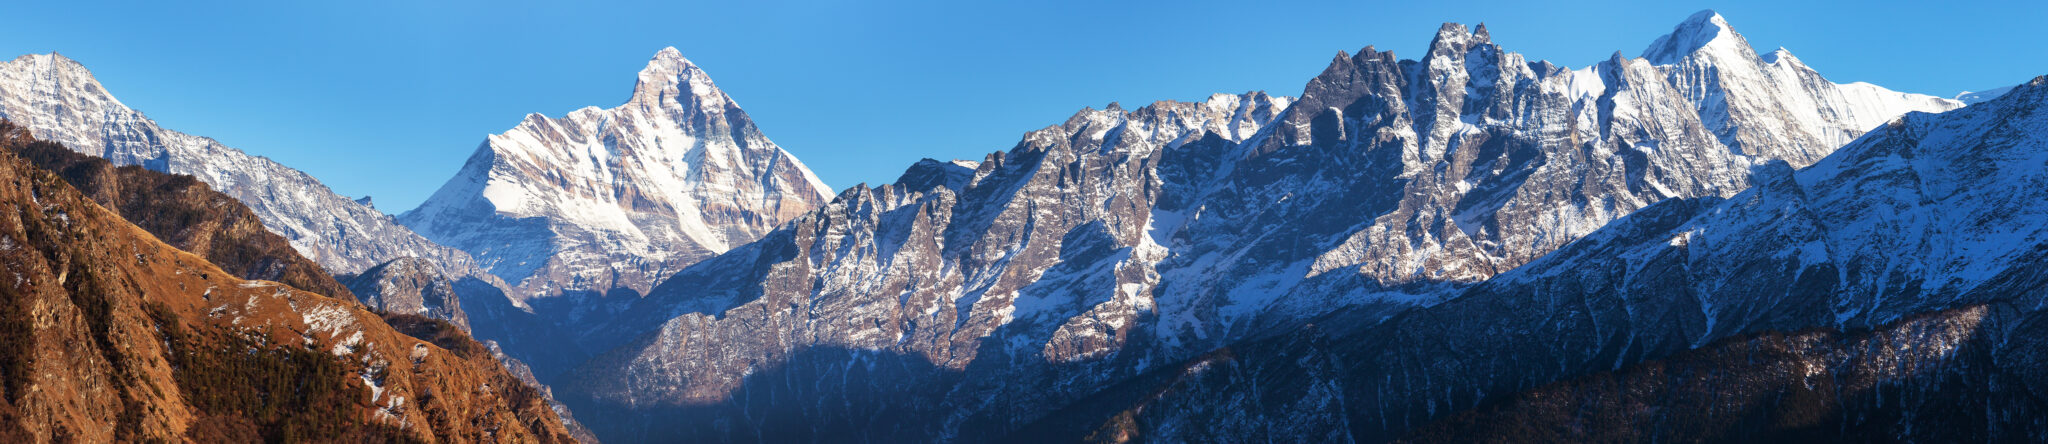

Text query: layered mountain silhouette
(0, 8), (2036, 444)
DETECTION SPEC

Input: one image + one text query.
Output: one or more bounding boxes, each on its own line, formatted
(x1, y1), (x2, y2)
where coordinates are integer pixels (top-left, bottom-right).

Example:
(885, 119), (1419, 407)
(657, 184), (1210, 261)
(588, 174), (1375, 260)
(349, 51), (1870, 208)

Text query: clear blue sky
(3, 0), (2041, 212)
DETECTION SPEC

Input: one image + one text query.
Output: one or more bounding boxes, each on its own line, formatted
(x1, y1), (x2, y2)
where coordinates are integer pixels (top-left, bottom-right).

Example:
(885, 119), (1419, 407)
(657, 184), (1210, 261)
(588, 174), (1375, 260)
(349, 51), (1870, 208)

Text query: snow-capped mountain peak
(1, 53), (140, 158)
(630, 46), (731, 114)
(1642, 10), (1744, 64)
(1635, 10), (1962, 166)
(544, 14), (1969, 441)
(1427, 22), (1491, 54)
(0, 52), (481, 276)
(1762, 47), (1798, 65)
(11, 52), (91, 80)
(402, 47), (833, 303)
(6, 53), (126, 108)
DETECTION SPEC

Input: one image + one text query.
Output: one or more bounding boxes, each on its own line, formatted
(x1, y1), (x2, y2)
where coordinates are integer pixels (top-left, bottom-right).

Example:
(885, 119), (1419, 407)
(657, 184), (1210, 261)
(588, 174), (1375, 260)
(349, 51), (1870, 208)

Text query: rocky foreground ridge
(0, 128), (578, 441)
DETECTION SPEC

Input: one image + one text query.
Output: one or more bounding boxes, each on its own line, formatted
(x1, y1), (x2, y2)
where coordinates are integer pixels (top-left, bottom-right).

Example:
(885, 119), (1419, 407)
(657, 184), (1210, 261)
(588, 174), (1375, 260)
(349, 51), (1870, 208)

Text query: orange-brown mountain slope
(0, 129), (574, 442)
(0, 120), (357, 304)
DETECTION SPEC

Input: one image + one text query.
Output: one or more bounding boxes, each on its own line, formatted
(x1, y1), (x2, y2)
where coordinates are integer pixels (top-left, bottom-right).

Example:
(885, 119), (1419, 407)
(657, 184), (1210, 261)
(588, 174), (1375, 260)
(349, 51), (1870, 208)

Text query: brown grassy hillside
(0, 135), (575, 442)
(0, 120), (357, 303)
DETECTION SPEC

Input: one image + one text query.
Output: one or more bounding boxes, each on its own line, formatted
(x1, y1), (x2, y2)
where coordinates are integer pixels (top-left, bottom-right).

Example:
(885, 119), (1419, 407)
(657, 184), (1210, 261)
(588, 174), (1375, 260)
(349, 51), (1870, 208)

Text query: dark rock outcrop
(1401, 305), (2048, 443)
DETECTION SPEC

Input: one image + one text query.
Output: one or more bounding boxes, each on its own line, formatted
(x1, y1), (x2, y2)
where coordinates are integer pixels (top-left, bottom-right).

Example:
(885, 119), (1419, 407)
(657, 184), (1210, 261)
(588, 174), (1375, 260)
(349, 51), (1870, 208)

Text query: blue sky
(3, 0), (2041, 212)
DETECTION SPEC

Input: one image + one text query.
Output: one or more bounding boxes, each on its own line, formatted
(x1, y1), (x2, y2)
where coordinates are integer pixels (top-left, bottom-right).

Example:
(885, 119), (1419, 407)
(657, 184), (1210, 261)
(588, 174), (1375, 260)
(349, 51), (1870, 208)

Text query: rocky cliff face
(1640, 11), (1958, 166)
(1292, 11), (1957, 294)
(554, 11), (1960, 442)
(0, 120), (357, 303)
(401, 48), (832, 314)
(0, 143), (576, 442)
(0, 53), (480, 278)
(562, 93), (1294, 441)
(1042, 74), (2048, 443)
(341, 257), (471, 332)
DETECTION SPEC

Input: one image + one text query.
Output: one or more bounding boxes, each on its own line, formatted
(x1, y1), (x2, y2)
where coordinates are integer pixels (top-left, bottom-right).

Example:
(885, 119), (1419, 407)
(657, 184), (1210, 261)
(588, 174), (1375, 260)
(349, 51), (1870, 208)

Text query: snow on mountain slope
(1645, 11), (1963, 166)
(1956, 84), (2017, 104)
(1297, 11), (1955, 290)
(554, 11), (1963, 443)
(0, 52), (598, 417)
(561, 92), (1294, 441)
(400, 48), (831, 306)
(1056, 74), (2048, 442)
(0, 53), (479, 277)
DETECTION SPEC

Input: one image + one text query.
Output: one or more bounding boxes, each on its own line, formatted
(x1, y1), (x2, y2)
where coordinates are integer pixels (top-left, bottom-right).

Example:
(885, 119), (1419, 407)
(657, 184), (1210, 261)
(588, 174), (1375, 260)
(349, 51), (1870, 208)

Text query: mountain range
(549, 10), (1970, 441)
(0, 53), (481, 277)
(1039, 73), (2048, 443)
(0, 8), (2039, 444)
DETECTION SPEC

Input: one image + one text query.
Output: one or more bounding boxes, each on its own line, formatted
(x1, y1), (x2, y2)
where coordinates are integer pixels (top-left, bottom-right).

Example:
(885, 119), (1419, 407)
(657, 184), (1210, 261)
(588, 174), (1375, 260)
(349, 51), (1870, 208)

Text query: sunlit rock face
(0, 132), (578, 443)
(548, 12), (1963, 442)
(401, 48), (832, 315)
(0, 53), (483, 277)
(342, 257), (471, 332)
(1043, 75), (2048, 443)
